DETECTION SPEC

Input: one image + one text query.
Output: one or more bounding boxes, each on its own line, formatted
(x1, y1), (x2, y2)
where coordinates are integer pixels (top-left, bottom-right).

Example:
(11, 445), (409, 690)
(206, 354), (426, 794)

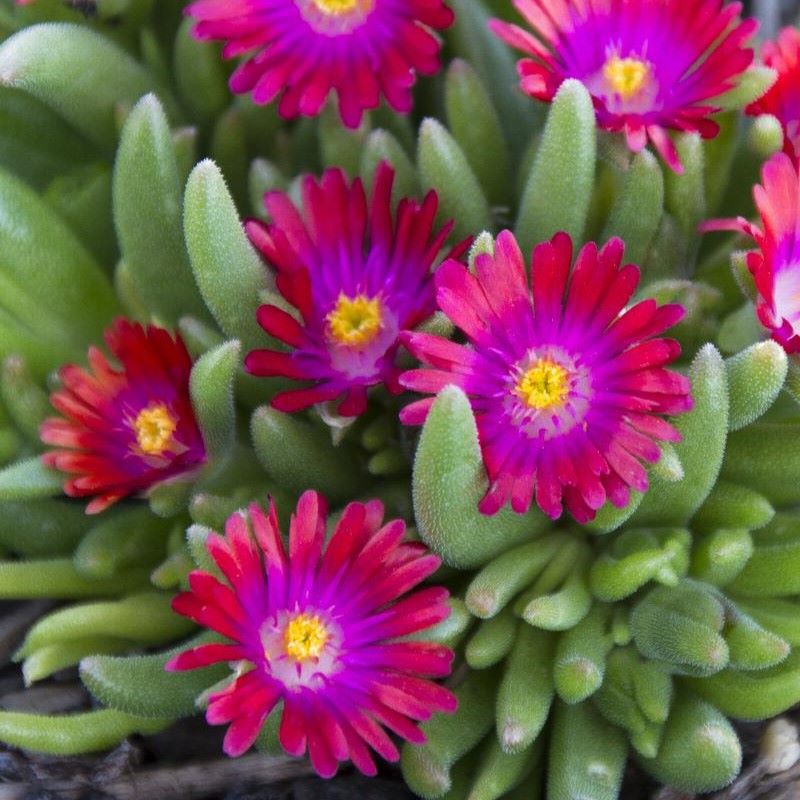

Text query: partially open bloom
(166, 492), (455, 775)
(702, 153), (800, 353)
(747, 27), (800, 158)
(245, 163), (468, 417)
(490, 0), (756, 172)
(185, 0), (453, 128)
(40, 319), (206, 514)
(400, 231), (692, 523)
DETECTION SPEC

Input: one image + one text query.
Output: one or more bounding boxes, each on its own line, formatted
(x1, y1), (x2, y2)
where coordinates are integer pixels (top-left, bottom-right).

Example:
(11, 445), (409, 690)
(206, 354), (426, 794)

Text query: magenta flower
(244, 163), (468, 418)
(185, 0), (453, 128)
(747, 27), (800, 158)
(703, 153), (800, 353)
(490, 0), (756, 172)
(40, 319), (206, 514)
(166, 492), (456, 775)
(400, 231), (692, 523)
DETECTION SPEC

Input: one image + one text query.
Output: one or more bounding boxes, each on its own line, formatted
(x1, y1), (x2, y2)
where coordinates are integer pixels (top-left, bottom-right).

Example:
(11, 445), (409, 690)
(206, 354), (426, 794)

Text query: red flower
(703, 153), (800, 353)
(491, 0), (756, 172)
(401, 231), (692, 522)
(186, 0), (453, 128)
(747, 27), (800, 158)
(167, 492), (456, 776)
(245, 163), (467, 417)
(40, 319), (207, 513)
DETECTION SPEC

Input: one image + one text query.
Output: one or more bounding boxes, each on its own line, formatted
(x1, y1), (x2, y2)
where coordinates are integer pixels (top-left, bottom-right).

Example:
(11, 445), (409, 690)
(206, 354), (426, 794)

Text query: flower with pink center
(747, 27), (800, 158)
(166, 491), (456, 776)
(490, 0), (756, 172)
(702, 153), (800, 353)
(39, 319), (207, 514)
(185, 0), (453, 128)
(400, 231), (693, 523)
(244, 163), (468, 417)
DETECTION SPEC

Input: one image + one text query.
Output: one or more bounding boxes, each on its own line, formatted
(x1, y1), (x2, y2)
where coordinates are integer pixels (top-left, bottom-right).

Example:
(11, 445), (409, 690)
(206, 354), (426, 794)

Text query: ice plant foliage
(747, 27), (800, 158)
(704, 153), (800, 353)
(2, 2), (800, 797)
(185, 0), (453, 127)
(166, 492), (456, 775)
(245, 163), (467, 417)
(40, 319), (206, 514)
(490, 0), (756, 171)
(401, 231), (692, 522)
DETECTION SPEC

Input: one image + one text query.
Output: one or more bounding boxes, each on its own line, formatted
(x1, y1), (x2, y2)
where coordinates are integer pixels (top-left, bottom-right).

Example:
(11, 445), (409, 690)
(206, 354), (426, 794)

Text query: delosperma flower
(185, 0), (453, 128)
(244, 163), (468, 417)
(747, 27), (800, 158)
(40, 319), (206, 514)
(166, 492), (456, 775)
(703, 153), (800, 353)
(490, 0), (756, 172)
(400, 231), (692, 523)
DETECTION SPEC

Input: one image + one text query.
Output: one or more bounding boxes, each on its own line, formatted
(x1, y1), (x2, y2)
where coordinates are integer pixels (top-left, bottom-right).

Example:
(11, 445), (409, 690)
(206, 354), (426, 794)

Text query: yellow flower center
(133, 404), (177, 455)
(311, 0), (359, 15)
(326, 293), (382, 347)
(603, 55), (650, 100)
(516, 359), (570, 410)
(283, 613), (330, 662)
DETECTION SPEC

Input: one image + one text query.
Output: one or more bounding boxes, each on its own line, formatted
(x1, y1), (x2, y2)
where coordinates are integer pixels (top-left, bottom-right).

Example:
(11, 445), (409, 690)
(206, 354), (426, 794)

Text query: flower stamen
(133, 404), (177, 455)
(326, 293), (382, 347)
(283, 613), (330, 662)
(311, 0), (360, 14)
(516, 359), (570, 410)
(603, 55), (651, 100)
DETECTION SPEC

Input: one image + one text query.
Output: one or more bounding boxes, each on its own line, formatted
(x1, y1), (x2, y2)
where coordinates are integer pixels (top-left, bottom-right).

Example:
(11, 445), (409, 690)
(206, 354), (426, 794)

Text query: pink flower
(40, 319), (206, 514)
(185, 0), (453, 128)
(166, 492), (456, 775)
(400, 231), (692, 523)
(245, 163), (468, 417)
(490, 0), (756, 172)
(747, 27), (800, 159)
(702, 153), (800, 353)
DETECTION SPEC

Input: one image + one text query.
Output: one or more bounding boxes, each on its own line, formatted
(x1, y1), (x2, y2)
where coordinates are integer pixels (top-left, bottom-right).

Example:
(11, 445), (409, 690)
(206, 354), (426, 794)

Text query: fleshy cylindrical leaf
(515, 80), (596, 253)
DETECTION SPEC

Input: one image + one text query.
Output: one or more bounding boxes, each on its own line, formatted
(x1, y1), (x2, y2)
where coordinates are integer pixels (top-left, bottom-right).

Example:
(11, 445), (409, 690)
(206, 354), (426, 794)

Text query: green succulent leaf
(80, 632), (229, 720)
(114, 93), (209, 325)
(173, 18), (228, 124)
(496, 625), (555, 754)
(631, 344), (729, 526)
(637, 688), (741, 792)
(190, 339), (241, 466)
(712, 66), (777, 112)
(0, 499), (88, 558)
(251, 405), (363, 502)
(0, 559), (151, 599)
(468, 735), (542, 800)
(631, 582), (729, 676)
(413, 386), (549, 569)
(602, 150), (664, 266)
(0, 166), (120, 372)
(465, 608), (518, 670)
(548, 700), (627, 800)
(516, 79), (596, 253)
(184, 159), (269, 352)
(73, 506), (171, 579)
(401, 668), (498, 799)
(444, 59), (510, 208)
(417, 117), (493, 241)
(0, 23), (157, 152)
(359, 128), (419, 205)
(17, 592), (195, 657)
(0, 457), (63, 502)
(725, 341), (787, 431)
(0, 709), (170, 755)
